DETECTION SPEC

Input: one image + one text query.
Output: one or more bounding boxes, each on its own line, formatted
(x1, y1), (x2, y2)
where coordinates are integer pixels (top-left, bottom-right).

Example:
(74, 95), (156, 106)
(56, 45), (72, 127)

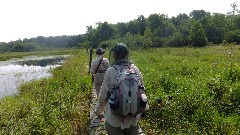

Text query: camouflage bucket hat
(96, 48), (105, 55)
(109, 43), (129, 62)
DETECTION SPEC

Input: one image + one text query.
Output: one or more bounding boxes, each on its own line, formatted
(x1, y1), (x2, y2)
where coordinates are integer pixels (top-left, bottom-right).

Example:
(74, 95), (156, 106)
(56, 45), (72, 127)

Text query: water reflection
(17, 56), (66, 67)
(0, 55), (68, 99)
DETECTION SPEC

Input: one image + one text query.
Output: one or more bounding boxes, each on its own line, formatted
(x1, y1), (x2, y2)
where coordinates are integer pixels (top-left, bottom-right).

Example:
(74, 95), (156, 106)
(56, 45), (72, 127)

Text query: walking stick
(88, 46), (94, 83)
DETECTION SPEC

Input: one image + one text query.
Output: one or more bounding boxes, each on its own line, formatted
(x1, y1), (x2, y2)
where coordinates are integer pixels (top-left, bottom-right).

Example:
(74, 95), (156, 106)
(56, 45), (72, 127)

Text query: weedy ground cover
(132, 45), (240, 134)
(0, 50), (92, 134)
(0, 45), (240, 134)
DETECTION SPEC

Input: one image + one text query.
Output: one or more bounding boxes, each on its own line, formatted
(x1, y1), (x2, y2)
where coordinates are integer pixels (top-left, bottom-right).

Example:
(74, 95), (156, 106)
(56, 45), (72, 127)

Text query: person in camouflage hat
(90, 48), (109, 96)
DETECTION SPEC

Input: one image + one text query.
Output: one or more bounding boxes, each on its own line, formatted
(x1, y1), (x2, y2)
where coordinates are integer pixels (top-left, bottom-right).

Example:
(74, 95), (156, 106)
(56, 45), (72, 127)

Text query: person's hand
(98, 114), (104, 122)
(141, 111), (148, 118)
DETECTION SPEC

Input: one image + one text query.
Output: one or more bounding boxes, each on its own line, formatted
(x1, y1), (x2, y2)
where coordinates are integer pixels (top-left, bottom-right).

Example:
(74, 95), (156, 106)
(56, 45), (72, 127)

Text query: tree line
(0, 35), (84, 53)
(1, 9), (240, 52)
(84, 10), (240, 49)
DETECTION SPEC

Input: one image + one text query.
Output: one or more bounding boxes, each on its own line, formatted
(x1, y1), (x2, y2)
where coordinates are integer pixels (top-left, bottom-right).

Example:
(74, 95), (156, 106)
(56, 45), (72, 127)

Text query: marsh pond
(0, 55), (69, 99)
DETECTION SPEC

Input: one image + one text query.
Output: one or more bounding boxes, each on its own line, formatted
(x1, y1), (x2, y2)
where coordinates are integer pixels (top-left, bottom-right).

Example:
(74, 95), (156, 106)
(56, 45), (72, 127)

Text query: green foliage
(171, 13), (190, 27)
(1, 46), (240, 134)
(189, 21), (208, 47)
(84, 11), (240, 49)
(0, 42), (13, 52)
(4, 10), (240, 53)
(162, 21), (177, 37)
(190, 10), (210, 21)
(95, 22), (115, 45)
(0, 50), (91, 134)
(168, 32), (185, 47)
(127, 20), (139, 35)
(11, 42), (42, 52)
(0, 35), (84, 53)
(85, 25), (96, 44)
(116, 22), (128, 38)
(143, 28), (153, 48)
(99, 34), (145, 49)
(130, 46), (240, 134)
(147, 13), (164, 35)
(78, 41), (92, 49)
(205, 13), (227, 44)
(137, 15), (147, 36)
(224, 29), (240, 44)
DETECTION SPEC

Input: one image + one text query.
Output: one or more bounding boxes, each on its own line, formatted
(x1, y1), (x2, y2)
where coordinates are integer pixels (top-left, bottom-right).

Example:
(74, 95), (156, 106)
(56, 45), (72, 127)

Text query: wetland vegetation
(0, 45), (239, 134)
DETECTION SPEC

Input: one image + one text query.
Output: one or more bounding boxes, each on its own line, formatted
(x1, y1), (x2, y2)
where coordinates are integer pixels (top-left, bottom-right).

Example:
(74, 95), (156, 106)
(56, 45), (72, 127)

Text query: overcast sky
(0, 0), (237, 42)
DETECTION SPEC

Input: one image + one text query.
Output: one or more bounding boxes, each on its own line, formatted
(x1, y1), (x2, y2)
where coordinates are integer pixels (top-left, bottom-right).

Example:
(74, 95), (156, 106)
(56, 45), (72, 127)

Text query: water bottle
(140, 94), (147, 107)
(109, 94), (117, 111)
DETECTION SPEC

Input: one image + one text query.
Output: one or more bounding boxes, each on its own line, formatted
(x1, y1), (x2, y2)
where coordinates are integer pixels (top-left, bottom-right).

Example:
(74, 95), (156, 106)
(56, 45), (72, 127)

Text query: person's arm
(133, 65), (149, 110)
(138, 71), (144, 86)
(131, 64), (144, 85)
(90, 60), (95, 74)
(102, 58), (110, 69)
(95, 70), (110, 115)
(105, 58), (110, 68)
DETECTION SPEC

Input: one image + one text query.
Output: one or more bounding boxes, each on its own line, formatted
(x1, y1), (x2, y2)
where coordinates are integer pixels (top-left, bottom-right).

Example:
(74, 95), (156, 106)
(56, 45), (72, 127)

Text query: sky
(0, 0), (238, 43)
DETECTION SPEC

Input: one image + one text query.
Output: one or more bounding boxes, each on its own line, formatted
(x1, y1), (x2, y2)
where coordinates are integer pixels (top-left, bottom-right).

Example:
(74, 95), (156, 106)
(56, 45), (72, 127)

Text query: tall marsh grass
(1, 45), (240, 134)
(0, 50), (91, 134)
(131, 45), (240, 134)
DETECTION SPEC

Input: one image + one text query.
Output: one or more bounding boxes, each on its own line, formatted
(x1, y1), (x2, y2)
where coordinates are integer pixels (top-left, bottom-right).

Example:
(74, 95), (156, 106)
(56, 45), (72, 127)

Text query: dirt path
(89, 88), (145, 135)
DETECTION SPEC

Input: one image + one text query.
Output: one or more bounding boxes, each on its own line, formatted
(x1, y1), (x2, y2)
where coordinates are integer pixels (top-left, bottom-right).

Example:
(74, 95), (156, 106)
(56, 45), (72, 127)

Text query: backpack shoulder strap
(111, 64), (128, 89)
(112, 65), (119, 71)
(113, 64), (129, 72)
(95, 58), (103, 73)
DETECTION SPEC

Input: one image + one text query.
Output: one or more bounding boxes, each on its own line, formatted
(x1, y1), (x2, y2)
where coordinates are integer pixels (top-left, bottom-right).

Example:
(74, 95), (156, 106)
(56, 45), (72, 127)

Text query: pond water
(0, 55), (68, 99)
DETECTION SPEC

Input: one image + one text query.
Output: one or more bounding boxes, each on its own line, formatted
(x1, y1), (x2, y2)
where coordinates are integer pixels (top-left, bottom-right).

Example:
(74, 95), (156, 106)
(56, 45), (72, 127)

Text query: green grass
(0, 49), (91, 134)
(131, 45), (240, 134)
(0, 45), (240, 134)
(0, 49), (78, 61)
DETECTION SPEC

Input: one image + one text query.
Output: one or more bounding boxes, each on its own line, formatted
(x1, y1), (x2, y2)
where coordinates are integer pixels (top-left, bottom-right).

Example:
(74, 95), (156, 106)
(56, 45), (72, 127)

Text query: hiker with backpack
(90, 48), (109, 96)
(95, 43), (148, 135)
